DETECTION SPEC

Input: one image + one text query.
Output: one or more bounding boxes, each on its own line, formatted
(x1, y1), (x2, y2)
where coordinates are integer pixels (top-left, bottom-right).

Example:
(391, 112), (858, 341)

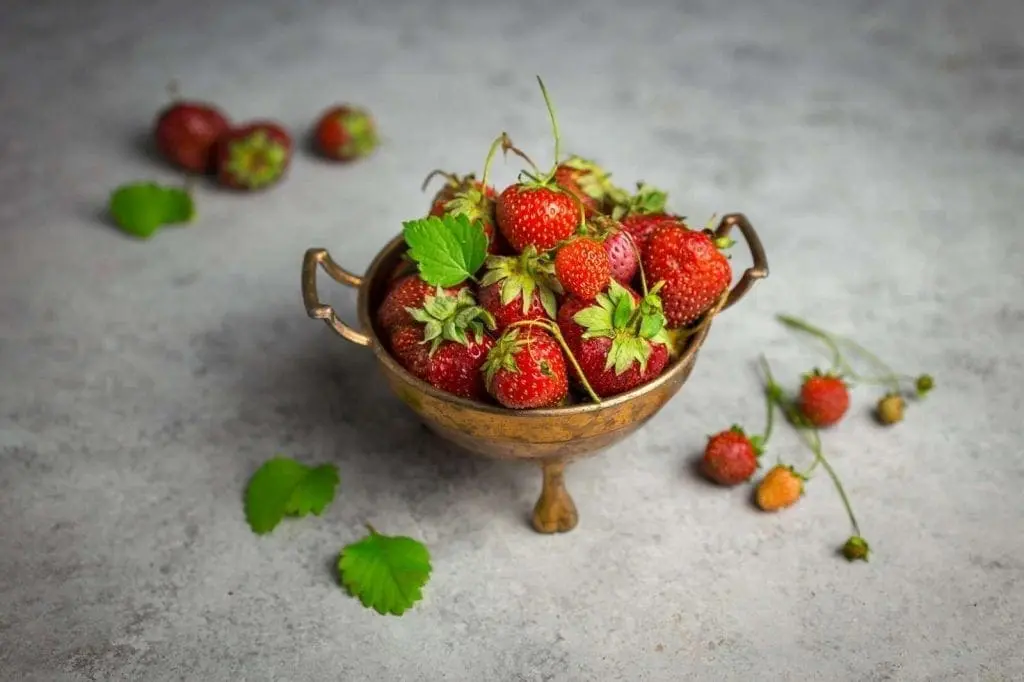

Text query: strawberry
(554, 237), (611, 301)
(478, 246), (560, 331)
(377, 275), (458, 332)
(586, 215), (639, 285)
(552, 156), (624, 216)
(755, 464), (804, 512)
(387, 288), (497, 401)
(216, 122), (293, 191)
(422, 171), (481, 217)
(875, 393), (905, 425)
(495, 79), (583, 252)
(798, 370), (850, 427)
(153, 100), (230, 174)
(482, 327), (568, 409)
(556, 280), (671, 398)
(314, 104), (378, 161)
(621, 212), (685, 257)
(642, 224), (732, 328)
(702, 426), (762, 486)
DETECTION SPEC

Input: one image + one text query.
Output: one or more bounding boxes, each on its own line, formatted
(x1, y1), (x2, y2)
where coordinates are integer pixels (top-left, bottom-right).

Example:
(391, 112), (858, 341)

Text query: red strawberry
(153, 101), (230, 174)
(702, 426), (762, 486)
(642, 224), (732, 328)
(387, 288), (497, 401)
(586, 215), (639, 284)
(314, 105), (377, 161)
(496, 184), (579, 253)
(423, 171), (479, 217)
(482, 327), (568, 409)
(216, 122), (293, 191)
(556, 280), (671, 397)
(554, 237), (611, 300)
(552, 156), (622, 216)
(621, 213), (685, 256)
(798, 371), (850, 427)
(478, 247), (560, 331)
(494, 79), (583, 252)
(377, 275), (458, 332)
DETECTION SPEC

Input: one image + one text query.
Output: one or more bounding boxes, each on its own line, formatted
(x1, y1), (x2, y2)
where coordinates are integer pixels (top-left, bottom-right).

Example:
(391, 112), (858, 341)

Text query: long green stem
(536, 76), (561, 183)
(776, 314), (847, 374)
(478, 134), (507, 189)
(758, 355), (778, 445)
(508, 319), (602, 404)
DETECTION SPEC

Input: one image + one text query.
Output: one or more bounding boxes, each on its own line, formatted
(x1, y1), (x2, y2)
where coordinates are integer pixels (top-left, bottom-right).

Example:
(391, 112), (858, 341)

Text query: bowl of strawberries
(301, 80), (768, 534)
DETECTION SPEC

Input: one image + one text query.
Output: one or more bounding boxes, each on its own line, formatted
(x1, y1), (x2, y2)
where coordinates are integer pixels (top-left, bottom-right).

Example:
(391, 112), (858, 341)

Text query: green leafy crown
(479, 246), (562, 319)
(407, 287), (496, 355)
(571, 279), (670, 375)
(610, 182), (668, 220)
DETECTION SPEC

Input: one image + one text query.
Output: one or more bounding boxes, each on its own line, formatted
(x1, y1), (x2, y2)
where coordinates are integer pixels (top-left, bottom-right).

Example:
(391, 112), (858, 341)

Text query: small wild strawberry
(154, 98), (231, 174)
(482, 327), (568, 409)
(702, 426), (762, 486)
(216, 122), (293, 191)
(755, 464), (804, 512)
(842, 535), (870, 562)
(314, 105), (378, 161)
(875, 393), (905, 425)
(554, 237), (611, 301)
(798, 370), (850, 428)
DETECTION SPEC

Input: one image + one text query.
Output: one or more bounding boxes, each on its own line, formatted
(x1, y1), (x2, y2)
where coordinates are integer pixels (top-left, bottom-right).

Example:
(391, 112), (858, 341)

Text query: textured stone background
(1, 0), (1023, 680)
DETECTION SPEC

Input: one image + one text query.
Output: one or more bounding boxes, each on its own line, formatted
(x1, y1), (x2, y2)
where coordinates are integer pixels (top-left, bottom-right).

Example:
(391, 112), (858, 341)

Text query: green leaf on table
(244, 456), (340, 535)
(107, 182), (195, 238)
(402, 214), (488, 287)
(337, 526), (432, 616)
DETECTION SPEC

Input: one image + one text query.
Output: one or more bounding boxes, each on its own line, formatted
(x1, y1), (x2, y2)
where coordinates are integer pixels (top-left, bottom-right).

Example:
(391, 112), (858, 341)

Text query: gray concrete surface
(2, 0), (1023, 680)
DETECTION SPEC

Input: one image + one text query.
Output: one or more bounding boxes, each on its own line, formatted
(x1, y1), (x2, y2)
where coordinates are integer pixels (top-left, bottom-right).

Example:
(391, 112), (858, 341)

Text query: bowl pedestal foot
(531, 459), (578, 534)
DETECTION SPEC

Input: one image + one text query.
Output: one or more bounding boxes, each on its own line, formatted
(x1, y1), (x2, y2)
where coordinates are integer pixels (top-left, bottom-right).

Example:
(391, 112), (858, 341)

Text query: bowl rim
(356, 233), (716, 417)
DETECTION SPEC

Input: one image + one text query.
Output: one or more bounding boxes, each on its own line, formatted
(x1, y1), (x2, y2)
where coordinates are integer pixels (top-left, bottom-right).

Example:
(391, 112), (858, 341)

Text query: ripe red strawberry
(153, 101), (230, 174)
(798, 371), (850, 427)
(620, 213), (685, 256)
(552, 156), (622, 216)
(216, 122), (293, 191)
(314, 104), (378, 161)
(387, 288), (497, 401)
(554, 237), (611, 300)
(495, 79), (583, 252)
(478, 246), (560, 331)
(586, 215), (639, 284)
(482, 327), (568, 408)
(377, 275), (458, 332)
(702, 426), (762, 486)
(642, 224), (732, 328)
(556, 280), (671, 397)
(496, 184), (579, 253)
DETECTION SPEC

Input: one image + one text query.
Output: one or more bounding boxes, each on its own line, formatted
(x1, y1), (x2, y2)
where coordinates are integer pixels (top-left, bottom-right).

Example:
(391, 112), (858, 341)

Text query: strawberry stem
(499, 134), (541, 176)
(508, 319), (602, 404)
(757, 355), (779, 447)
(535, 76), (561, 184)
(479, 134), (508, 189)
(420, 169), (459, 193)
(762, 357), (862, 538)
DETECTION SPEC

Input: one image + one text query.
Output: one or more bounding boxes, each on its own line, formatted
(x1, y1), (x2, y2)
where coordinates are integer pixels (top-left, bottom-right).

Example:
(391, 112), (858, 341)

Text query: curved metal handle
(714, 213), (769, 311)
(301, 248), (372, 347)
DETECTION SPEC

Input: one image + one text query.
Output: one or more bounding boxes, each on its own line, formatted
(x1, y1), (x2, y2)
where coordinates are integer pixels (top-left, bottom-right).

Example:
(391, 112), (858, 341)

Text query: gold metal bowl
(301, 214), (768, 533)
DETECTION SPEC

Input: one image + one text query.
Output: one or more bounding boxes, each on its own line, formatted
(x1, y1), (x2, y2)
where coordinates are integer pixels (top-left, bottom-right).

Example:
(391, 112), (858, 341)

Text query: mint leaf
(244, 456), (340, 534)
(338, 526), (432, 616)
(402, 214), (488, 287)
(108, 182), (195, 238)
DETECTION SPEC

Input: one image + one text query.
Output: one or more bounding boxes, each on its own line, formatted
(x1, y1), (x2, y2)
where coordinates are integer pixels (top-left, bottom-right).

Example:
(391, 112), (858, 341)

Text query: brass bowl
(301, 214), (768, 533)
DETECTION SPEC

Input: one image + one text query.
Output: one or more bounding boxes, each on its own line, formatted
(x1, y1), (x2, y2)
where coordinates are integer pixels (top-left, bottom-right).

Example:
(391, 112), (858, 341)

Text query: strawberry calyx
(842, 535), (870, 562)
(420, 169), (473, 194)
(558, 156), (624, 204)
(480, 326), (531, 390)
(443, 132), (514, 225)
(335, 108), (377, 158)
(479, 246), (561, 318)
(571, 279), (670, 376)
(224, 129), (288, 189)
(406, 286), (496, 355)
(610, 182), (668, 220)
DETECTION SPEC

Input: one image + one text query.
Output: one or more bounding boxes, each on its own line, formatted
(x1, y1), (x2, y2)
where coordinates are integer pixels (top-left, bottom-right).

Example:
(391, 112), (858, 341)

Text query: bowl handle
(301, 248), (372, 347)
(714, 213), (769, 311)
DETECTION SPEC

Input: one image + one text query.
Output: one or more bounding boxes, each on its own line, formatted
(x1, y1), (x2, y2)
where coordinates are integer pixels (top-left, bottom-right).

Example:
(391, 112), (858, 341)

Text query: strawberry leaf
(338, 527), (432, 616)
(245, 456), (340, 535)
(108, 182), (195, 239)
(402, 214), (488, 287)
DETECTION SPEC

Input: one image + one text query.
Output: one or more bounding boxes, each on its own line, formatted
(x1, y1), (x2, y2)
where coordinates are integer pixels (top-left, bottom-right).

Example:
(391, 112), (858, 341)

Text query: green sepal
(479, 246), (559, 318)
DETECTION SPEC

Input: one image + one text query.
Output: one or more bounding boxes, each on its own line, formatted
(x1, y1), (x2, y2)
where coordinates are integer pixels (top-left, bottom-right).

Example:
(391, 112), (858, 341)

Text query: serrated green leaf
(284, 464), (341, 517)
(338, 528), (432, 616)
(108, 182), (194, 239)
(245, 457), (340, 535)
(402, 214), (488, 287)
